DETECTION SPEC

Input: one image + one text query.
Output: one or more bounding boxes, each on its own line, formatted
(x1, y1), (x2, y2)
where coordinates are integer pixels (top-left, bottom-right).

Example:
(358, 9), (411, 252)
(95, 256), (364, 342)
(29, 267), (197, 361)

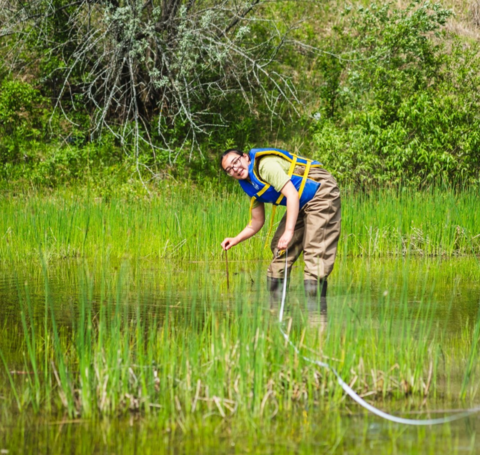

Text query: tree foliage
(0, 0), (479, 189)
(311, 1), (480, 187)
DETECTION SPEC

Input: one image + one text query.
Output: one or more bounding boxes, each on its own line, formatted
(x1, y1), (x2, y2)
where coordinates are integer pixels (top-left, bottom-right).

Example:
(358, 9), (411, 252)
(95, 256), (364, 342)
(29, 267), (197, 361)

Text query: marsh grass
(0, 187), (479, 264)
(1, 255), (479, 424)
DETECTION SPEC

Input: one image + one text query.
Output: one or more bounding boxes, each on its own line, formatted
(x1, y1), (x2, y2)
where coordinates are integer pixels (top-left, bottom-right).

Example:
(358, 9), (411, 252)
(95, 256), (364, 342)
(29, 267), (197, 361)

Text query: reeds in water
(0, 187), (478, 263)
(1, 255), (479, 424)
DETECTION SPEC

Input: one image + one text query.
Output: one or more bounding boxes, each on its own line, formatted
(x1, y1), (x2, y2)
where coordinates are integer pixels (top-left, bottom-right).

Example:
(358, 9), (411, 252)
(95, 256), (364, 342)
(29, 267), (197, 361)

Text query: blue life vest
(238, 148), (322, 210)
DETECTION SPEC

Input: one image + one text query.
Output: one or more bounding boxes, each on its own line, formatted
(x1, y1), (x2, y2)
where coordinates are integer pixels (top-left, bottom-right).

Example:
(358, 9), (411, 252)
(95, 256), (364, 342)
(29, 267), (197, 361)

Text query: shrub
(311, 2), (480, 187)
(0, 79), (48, 163)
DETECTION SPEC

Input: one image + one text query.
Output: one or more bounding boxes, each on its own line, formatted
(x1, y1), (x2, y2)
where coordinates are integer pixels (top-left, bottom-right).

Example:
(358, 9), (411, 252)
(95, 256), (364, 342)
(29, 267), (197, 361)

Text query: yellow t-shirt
(251, 155), (290, 209)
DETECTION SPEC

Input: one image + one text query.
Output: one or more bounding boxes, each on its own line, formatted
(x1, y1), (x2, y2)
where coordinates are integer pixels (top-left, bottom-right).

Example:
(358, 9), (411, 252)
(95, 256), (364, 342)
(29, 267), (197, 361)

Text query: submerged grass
(1, 256), (479, 424)
(0, 186), (479, 263)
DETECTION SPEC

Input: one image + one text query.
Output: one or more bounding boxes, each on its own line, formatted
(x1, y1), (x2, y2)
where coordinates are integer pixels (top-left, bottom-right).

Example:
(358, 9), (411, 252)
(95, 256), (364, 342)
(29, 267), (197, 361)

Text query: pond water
(0, 256), (479, 454)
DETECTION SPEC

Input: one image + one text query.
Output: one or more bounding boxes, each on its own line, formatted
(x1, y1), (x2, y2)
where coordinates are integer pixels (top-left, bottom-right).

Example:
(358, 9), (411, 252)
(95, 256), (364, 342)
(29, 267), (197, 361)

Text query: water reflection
(1, 401), (478, 455)
(1, 257), (480, 454)
(307, 296), (328, 333)
(2, 256), (480, 338)
(269, 285), (328, 333)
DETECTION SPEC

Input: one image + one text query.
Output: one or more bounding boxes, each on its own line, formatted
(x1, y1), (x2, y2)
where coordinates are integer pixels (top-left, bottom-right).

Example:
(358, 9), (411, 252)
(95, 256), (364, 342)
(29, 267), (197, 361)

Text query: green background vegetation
(1, 0), (479, 192)
(1, 3), (480, 448)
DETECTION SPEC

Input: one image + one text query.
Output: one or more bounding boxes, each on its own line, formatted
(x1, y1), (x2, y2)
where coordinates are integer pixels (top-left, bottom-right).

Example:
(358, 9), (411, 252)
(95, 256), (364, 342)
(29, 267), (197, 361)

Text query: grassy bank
(0, 186), (479, 263)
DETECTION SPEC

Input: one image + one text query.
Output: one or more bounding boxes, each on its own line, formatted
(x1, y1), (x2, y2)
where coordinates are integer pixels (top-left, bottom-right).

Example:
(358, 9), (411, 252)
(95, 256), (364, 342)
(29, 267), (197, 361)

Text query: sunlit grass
(1, 255), (479, 422)
(0, 187), (478, 264)
(0, 186), (479, 438)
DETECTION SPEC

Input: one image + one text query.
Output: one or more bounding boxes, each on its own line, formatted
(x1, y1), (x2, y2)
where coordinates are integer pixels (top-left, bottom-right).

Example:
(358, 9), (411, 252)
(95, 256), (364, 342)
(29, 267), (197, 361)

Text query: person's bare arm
(277, 181), (299, 250)
(221, 203), (265, 250)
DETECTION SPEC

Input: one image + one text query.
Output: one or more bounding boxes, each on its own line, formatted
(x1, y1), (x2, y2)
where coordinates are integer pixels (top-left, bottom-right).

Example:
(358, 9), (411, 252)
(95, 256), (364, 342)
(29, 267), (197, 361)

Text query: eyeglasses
(224, 155), (242, 175)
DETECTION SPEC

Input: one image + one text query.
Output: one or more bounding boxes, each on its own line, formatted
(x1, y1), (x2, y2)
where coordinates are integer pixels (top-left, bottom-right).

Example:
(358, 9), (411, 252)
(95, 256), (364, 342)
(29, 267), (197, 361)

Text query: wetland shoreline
(1, 188), (479, 453)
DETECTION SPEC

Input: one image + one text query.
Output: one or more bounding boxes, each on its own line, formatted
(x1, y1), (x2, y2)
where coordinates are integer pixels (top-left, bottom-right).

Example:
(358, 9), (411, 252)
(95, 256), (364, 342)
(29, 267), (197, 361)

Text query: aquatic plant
(1, 256), (479, 421)
(0, 187), (478, 264)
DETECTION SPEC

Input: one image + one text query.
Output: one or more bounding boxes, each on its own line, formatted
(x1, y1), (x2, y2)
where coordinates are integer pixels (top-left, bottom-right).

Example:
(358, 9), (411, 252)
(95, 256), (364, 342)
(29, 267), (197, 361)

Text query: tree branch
(221, 0), (261, 37)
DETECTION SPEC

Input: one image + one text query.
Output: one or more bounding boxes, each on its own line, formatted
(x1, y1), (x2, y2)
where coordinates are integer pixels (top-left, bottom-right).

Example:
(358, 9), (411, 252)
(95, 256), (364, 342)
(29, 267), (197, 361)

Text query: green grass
(0, 186), (479, 264)
(1, 186), (479, 447)
(1, 255), (479, 423)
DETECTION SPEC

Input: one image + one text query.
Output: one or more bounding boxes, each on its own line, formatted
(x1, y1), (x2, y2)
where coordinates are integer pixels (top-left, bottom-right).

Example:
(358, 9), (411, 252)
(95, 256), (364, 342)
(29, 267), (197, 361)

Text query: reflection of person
(220, 147), (341, 307)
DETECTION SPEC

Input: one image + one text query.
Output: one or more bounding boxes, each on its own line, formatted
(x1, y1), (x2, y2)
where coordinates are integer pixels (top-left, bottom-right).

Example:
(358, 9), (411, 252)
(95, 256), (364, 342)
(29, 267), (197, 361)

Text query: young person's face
(222, 153), (249, 180)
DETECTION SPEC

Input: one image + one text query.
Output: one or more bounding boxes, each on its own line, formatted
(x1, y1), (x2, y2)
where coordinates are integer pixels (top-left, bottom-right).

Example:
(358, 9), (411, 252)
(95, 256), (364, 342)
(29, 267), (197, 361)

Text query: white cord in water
(278, 249), (480, 425)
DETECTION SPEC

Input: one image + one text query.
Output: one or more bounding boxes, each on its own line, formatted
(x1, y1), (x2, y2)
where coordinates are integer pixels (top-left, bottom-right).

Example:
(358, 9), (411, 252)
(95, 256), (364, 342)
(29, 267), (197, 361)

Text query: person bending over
(220, 148), (341, 308)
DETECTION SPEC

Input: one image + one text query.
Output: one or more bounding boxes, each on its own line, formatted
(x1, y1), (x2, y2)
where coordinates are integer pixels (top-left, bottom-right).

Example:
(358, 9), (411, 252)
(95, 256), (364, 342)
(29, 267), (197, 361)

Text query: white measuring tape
(278, 250), (480, 425)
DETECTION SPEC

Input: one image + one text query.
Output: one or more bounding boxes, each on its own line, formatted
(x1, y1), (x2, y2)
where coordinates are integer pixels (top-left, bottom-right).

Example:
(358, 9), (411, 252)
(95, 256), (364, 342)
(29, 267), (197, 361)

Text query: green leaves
(0, 80), (45, 130)
(0, 79), (49, 164)
(311, 1), (479, 188)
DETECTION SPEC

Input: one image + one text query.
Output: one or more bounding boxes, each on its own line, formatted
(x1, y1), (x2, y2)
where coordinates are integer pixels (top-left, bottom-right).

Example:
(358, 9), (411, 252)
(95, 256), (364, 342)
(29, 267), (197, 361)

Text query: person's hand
(277, 230), (293, 251)
(221, 237), (239, 251)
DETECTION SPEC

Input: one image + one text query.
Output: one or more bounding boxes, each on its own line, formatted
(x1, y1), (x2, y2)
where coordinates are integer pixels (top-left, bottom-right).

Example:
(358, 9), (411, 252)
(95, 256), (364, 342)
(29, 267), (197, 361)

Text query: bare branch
(1, 0), (303, 167)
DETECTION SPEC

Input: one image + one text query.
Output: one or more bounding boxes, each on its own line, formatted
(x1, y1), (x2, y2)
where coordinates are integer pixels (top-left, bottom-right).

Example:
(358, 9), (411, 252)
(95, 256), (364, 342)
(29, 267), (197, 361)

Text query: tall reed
(0, 187), (478, 264)
(1, 256), (479, 422)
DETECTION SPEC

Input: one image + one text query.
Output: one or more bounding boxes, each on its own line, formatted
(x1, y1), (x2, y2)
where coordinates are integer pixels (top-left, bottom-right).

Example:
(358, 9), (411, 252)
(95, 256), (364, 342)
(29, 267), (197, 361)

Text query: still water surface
(1, 256), (479, 454)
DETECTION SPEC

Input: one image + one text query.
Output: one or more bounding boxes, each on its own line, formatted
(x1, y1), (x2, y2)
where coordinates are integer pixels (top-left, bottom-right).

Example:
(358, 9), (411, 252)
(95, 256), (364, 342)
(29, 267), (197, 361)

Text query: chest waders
(237, 148), (326, 308)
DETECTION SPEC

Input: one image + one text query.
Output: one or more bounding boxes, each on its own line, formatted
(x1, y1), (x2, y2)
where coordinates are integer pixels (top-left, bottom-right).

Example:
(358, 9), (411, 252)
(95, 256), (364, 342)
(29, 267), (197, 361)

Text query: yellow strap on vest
(256, 183), (270, 198)
(264, 156), (298, 248)
(298, 160), (312, 200)
(288, 155), (298, 176)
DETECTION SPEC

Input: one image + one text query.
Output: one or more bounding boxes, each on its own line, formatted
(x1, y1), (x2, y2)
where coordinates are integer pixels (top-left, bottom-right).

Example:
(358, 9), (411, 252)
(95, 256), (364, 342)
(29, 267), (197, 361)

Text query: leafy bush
(0, 79), (48, 163)
(311, 1), (480, 187)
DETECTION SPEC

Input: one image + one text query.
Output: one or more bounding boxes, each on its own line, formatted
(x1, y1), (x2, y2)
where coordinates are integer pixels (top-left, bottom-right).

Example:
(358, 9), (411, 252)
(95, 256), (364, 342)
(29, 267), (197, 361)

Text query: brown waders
(266, 168), (341, 311)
